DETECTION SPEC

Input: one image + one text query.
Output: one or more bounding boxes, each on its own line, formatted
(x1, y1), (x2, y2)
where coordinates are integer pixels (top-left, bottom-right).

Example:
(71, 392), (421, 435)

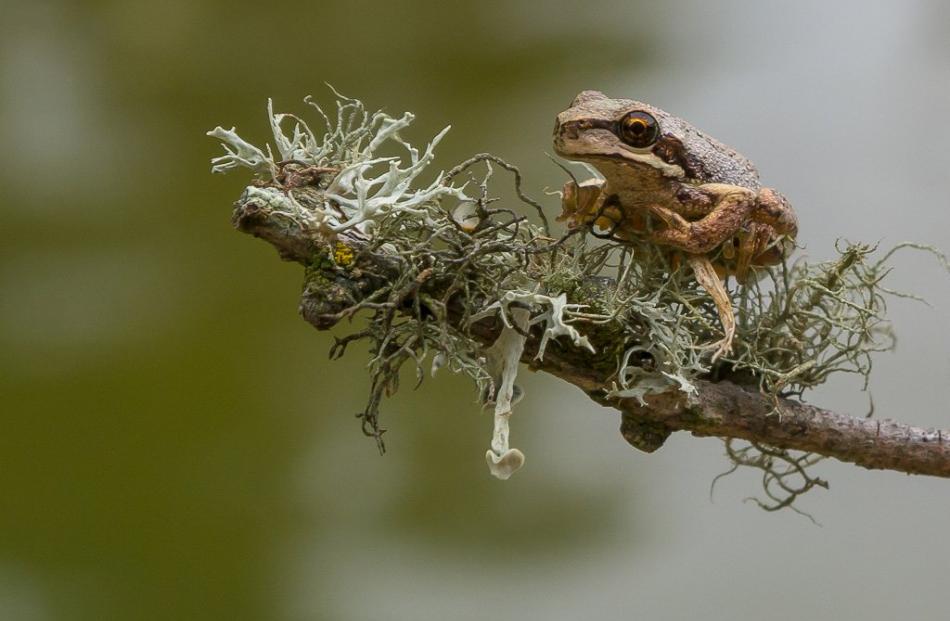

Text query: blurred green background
(2, 1), (950, 620)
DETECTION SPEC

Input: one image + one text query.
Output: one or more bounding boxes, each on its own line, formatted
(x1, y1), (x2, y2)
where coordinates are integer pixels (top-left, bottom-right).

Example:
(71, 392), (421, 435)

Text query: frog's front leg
(558, 178), (610, 230)
(559, 178), (649, 238)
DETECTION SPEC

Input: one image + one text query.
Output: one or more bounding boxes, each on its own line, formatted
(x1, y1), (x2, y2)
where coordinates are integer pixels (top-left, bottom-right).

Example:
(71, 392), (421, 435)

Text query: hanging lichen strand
(208, 91), (946, 511)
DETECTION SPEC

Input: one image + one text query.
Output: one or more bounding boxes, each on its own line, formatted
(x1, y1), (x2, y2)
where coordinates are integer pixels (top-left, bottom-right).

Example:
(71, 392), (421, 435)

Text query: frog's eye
(619, 111), (659, 148)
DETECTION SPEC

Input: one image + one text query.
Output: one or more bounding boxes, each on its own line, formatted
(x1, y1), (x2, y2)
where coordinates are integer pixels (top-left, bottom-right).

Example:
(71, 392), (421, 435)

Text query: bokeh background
(2, 1), (950, 619)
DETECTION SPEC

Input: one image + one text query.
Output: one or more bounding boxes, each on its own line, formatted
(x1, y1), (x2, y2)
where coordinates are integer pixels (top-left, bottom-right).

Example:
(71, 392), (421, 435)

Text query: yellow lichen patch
(333, 242), (355, 266)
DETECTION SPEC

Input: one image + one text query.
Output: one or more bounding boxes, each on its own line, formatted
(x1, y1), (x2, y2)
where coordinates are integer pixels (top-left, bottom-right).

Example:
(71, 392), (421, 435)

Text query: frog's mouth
(555, 134), (685, 180)
(610, 145), (686, 179)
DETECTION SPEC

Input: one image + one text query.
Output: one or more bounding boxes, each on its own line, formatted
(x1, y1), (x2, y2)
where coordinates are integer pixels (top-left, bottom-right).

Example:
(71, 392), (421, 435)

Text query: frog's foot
(559, 178), (607, 228)
(734, 223), (771, 282)
(645, 203), (690, 232)
(707, 332), (735, 362)
(686, 254), (736, 362)
(753, 187), (798, 238)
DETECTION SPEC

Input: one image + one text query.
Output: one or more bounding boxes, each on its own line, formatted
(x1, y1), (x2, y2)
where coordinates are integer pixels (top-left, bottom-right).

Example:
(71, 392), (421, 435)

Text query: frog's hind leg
(686, 254), (735, 362)
(646, 187), (757, 254)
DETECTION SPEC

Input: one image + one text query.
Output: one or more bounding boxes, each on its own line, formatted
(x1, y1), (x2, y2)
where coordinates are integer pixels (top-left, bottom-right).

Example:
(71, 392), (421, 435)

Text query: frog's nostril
(557, 121), (581, 140)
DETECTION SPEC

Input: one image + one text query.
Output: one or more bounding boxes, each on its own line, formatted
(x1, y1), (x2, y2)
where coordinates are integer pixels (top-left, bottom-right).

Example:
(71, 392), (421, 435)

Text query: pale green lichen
(207, 126), (273, 176)
(208, 88), (471, 236)
(482, 307), (530, 480)
(469, 289), (596, 361)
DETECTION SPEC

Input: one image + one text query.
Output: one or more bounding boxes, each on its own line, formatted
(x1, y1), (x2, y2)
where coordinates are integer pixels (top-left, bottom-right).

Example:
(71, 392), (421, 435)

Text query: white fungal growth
(323, 126), (469, 234)
(532, 291), (596, 359)
(207, 126), (274, 177)
(606, 345), (698, 405)
(471, 289), (595, 479)
(451, 200), (480, 232)
(483, 308), (529, 480)
(472, 289), (596, 361)
(238, 185), (330, 232)
(207, 89), (470, 236)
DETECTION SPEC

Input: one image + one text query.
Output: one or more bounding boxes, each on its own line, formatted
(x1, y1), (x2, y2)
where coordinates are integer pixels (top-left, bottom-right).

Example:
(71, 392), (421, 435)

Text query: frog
(553, 90), (798, 360)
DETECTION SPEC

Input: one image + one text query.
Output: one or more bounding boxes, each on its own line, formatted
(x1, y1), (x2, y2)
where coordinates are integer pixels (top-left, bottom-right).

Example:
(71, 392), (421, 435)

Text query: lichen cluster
(209, 92), (943, 509)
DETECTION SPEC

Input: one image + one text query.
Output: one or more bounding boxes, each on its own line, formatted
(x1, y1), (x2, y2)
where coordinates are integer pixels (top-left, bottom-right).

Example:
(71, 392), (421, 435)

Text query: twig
(233, 194), (950, 480)
(445, 153), (550, 234)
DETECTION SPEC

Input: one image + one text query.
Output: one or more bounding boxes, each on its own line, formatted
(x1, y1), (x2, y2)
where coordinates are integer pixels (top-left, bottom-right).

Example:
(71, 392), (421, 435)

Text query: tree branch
(232, 191), (950, 480)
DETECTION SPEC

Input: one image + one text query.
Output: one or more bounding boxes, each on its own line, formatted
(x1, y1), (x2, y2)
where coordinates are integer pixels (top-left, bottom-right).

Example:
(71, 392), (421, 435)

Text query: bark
(232, 193), (950, 480)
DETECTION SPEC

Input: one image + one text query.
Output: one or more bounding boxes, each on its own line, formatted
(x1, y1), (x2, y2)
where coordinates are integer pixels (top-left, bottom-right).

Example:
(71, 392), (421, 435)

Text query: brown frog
(553, 90), (798, 359)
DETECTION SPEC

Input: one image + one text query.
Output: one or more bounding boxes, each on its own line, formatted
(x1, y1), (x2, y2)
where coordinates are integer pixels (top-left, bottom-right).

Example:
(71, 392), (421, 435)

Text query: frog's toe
(646, 204), (687, 229)
(708, 336), (734, 362)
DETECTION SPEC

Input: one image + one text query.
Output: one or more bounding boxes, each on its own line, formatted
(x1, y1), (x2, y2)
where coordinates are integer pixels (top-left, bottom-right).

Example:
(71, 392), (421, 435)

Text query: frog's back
(652, 108), (762, 190)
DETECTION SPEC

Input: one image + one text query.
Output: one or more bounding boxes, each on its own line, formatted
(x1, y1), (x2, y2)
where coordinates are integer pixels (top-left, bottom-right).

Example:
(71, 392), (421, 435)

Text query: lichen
(482, 307), (529, 480)
(469, 289), (596, 361)
(209, 91), (947, 510)
(208, 87), (471, 236)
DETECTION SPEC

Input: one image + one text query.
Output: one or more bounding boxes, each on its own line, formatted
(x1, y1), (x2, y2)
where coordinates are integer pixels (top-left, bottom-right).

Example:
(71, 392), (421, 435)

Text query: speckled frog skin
(553, 90), (799, 359)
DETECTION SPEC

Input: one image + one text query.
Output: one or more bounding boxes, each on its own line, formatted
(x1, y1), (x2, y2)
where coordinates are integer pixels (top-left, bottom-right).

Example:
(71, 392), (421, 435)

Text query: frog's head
(554, 90), (693, 181)
(554, 91), (758, 187)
